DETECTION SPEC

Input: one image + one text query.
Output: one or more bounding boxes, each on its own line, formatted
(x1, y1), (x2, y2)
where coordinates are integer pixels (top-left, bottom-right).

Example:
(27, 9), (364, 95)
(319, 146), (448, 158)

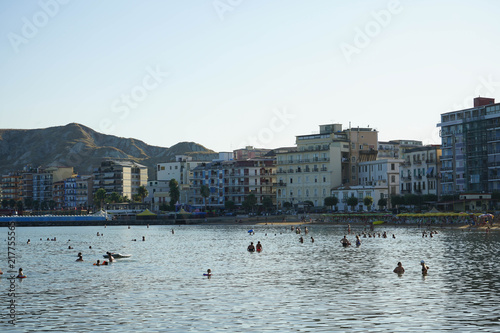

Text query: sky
(1, 0), (500, 152)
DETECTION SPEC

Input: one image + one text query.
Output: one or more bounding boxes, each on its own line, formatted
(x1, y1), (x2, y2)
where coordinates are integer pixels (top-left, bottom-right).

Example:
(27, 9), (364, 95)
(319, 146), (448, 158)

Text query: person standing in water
(393, 262), (405, 274)
(256, 241), (263, 252)
(340, 235), (351, 247)
(421, 260), (429, 275)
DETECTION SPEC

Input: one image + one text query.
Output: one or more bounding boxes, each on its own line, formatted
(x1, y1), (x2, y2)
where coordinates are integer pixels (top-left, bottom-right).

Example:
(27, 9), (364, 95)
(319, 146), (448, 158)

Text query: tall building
(399, 145), (441, 197)
(32, 167), (74, 204)
(437, 97), (499, 195)
(93, 160), (148, 199)
(233, 146), (271, 160)
(275, 124), (378, 209)
(1, 172), (22, 202)
(64, 175), (93, 209)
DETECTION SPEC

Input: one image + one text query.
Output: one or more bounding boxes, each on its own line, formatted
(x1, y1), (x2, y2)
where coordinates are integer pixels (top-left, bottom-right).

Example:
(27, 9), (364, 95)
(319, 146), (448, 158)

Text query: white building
(357, 158), (403, 208)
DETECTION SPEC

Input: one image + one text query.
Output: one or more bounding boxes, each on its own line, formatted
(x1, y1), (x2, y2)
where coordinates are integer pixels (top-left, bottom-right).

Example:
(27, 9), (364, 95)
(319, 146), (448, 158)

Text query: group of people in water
(247, 241), (263, 252)
(392, 260), (429, 275)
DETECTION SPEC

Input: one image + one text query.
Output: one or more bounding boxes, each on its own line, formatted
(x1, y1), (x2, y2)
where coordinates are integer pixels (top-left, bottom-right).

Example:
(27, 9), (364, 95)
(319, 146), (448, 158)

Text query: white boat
(103, 253), (132, 259)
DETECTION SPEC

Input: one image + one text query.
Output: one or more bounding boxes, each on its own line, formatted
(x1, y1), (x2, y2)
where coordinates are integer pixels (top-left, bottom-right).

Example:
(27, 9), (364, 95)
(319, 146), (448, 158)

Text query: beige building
(93, 160), (148, 200)
(400, 145), (441, 197)
(276, 124), (378, 210)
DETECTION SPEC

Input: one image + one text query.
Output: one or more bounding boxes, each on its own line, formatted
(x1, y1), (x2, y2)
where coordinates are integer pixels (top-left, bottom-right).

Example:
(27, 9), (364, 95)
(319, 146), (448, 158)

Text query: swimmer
(393, 262), (405, 274)
(355, 235), (361, 247)
(311, 236), (315, 243)
(97, 232), (100, 236)
(247, 242), (255, 252)
(106, 252), (115, 262)
(27, 239), (31, 244)
(95, 260), (101, 266)
(299, 236), (304, 243)
(421, 260), (429, 275)
(76, 253), (83, 261)
(340, 235), (351, 247)
(0, 268), (3, 275)
(256, 241), (263, 252)
(17, 268), (26, 278)
(142, 236), (145, 241)
(172, 229), (174, 234)
(89, 246), (92, 249)
(205, 269), (212, 277)
(68, 245), (73, 249)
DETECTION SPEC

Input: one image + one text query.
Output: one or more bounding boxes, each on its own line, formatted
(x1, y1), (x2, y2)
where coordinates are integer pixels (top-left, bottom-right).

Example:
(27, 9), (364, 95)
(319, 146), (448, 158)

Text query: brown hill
(0, 123), (218, 178)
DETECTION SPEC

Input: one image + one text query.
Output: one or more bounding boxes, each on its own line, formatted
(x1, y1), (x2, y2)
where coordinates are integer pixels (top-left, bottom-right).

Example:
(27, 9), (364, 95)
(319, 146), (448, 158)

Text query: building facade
(400, 146), (441, 197)
(93, 160), (148, 199)
(437, 97), (498, 195)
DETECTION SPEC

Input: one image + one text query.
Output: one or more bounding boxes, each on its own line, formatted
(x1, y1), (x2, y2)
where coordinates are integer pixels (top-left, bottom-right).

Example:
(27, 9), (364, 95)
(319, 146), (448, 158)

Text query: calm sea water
(1, 223), (499, 332)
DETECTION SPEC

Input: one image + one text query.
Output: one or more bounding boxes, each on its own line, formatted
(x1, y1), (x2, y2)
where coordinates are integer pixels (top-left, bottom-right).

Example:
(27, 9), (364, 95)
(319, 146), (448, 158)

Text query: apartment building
(275, 124), (378, 209)
(437, 97), (499, 195)
(93, 160), (148, 199)
(64, 175), (93, 209)
(400, 145), (441, 197)
(191, 159), (275, 210)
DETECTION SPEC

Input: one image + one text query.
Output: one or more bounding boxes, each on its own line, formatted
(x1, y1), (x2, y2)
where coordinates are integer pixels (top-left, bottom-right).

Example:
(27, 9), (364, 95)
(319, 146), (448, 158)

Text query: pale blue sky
(1, 0), (500, 152)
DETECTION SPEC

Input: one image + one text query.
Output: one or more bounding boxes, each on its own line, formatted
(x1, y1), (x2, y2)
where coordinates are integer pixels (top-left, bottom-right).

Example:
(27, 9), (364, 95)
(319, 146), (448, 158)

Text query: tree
(200, 185), (210, 212)
(377, 198), (387, 210)
(225, 200), (236, 211)
(109, 192), (122, 203)
(48, 200), (56, 210)
(94, 188), (107, 209)
(137, 185), (149, 203)
(168, 179), (179, 208)
(40, 201), (48, 210)
(346, 196), (358, 211)
(8, 199), (16, 209)
(283, 201), (292, 209)
(16, 200), (23, 212)
(1, 199), (9, 209)
(262, 197), (274, 212)
(324, 197), (338, 211)
(391, 195), (404, 208)
(242, 194), (257, 213)
(24, 197), (33, 210)
(132, 194), (142, 202)
(363, 196), (374, 211)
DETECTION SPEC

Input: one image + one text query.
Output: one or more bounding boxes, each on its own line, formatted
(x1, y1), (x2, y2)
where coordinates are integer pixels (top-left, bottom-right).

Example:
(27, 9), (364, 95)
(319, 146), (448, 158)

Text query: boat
(103, 253), (132, 259)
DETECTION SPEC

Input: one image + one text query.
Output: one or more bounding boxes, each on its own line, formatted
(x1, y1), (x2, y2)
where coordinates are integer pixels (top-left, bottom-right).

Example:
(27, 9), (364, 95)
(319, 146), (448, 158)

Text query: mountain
(0, 123), (218, 179)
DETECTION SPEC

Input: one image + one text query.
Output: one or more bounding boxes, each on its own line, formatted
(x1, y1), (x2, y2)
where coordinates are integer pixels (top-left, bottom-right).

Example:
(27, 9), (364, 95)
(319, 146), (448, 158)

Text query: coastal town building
(377, 140), (423, 159)
(64, 175), (93, 209)
(191, 158), (275, 210)
(437, 97), (499, 195)
(233, 146), (271, 160)
(32, 166), (74, 205)
(275, 124), (378, 210)
(93, 160), (148, 199)
(145, 179), (171, 211)
(399, 145), (441, 197)
(331, 185), (384, 212)
(1, 172), (22, 202)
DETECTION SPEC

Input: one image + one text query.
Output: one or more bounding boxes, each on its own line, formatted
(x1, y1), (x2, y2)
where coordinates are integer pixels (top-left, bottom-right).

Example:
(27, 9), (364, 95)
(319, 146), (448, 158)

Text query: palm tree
(200, 185), (210, 212)
(94, 188), (107, 210)
(137, 185), (149, 203)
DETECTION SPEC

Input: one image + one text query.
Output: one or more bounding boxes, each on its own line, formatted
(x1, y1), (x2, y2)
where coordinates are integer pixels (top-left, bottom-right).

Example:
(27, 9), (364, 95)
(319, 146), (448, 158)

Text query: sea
(0, 223), (499, 332)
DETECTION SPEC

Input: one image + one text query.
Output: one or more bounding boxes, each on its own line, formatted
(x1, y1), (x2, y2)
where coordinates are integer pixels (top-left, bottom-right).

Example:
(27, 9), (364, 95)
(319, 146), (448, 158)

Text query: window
(391, 163), (395, 170)
(391, 175), (395, 183)
(290, 178), (293, 184)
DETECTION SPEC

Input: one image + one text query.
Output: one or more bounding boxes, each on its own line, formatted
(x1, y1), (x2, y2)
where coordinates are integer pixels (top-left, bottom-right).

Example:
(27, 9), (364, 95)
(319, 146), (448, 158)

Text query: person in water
(340, 235), (351, 247)
(393, 262), (405, 274)
(355, 235), (361, 247)
(76, 252), (83, 261)
(206, 269), (212, 277)
(247, 242), (255, 252)
(17, 268), (26, 278)
(256, 241), (263, 252)
(421, 260), (429, 275)
(106, 252), (115, 262)
(299, 236), (304, 243)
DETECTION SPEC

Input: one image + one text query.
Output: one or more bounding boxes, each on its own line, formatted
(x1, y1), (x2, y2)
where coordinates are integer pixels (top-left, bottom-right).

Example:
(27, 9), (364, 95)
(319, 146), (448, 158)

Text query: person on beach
(393, 262), (405, 274)
(76, 252), (83, 261)
(256, 241), (263, 252)
(421, 260), (429, 275)
(340, 235), (351, 247)
(247, 242), (255, 252)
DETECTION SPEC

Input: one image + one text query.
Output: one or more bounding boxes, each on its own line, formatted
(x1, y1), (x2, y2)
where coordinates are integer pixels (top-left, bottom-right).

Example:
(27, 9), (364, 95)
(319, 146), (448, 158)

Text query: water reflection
(0, 225), (499, 331)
